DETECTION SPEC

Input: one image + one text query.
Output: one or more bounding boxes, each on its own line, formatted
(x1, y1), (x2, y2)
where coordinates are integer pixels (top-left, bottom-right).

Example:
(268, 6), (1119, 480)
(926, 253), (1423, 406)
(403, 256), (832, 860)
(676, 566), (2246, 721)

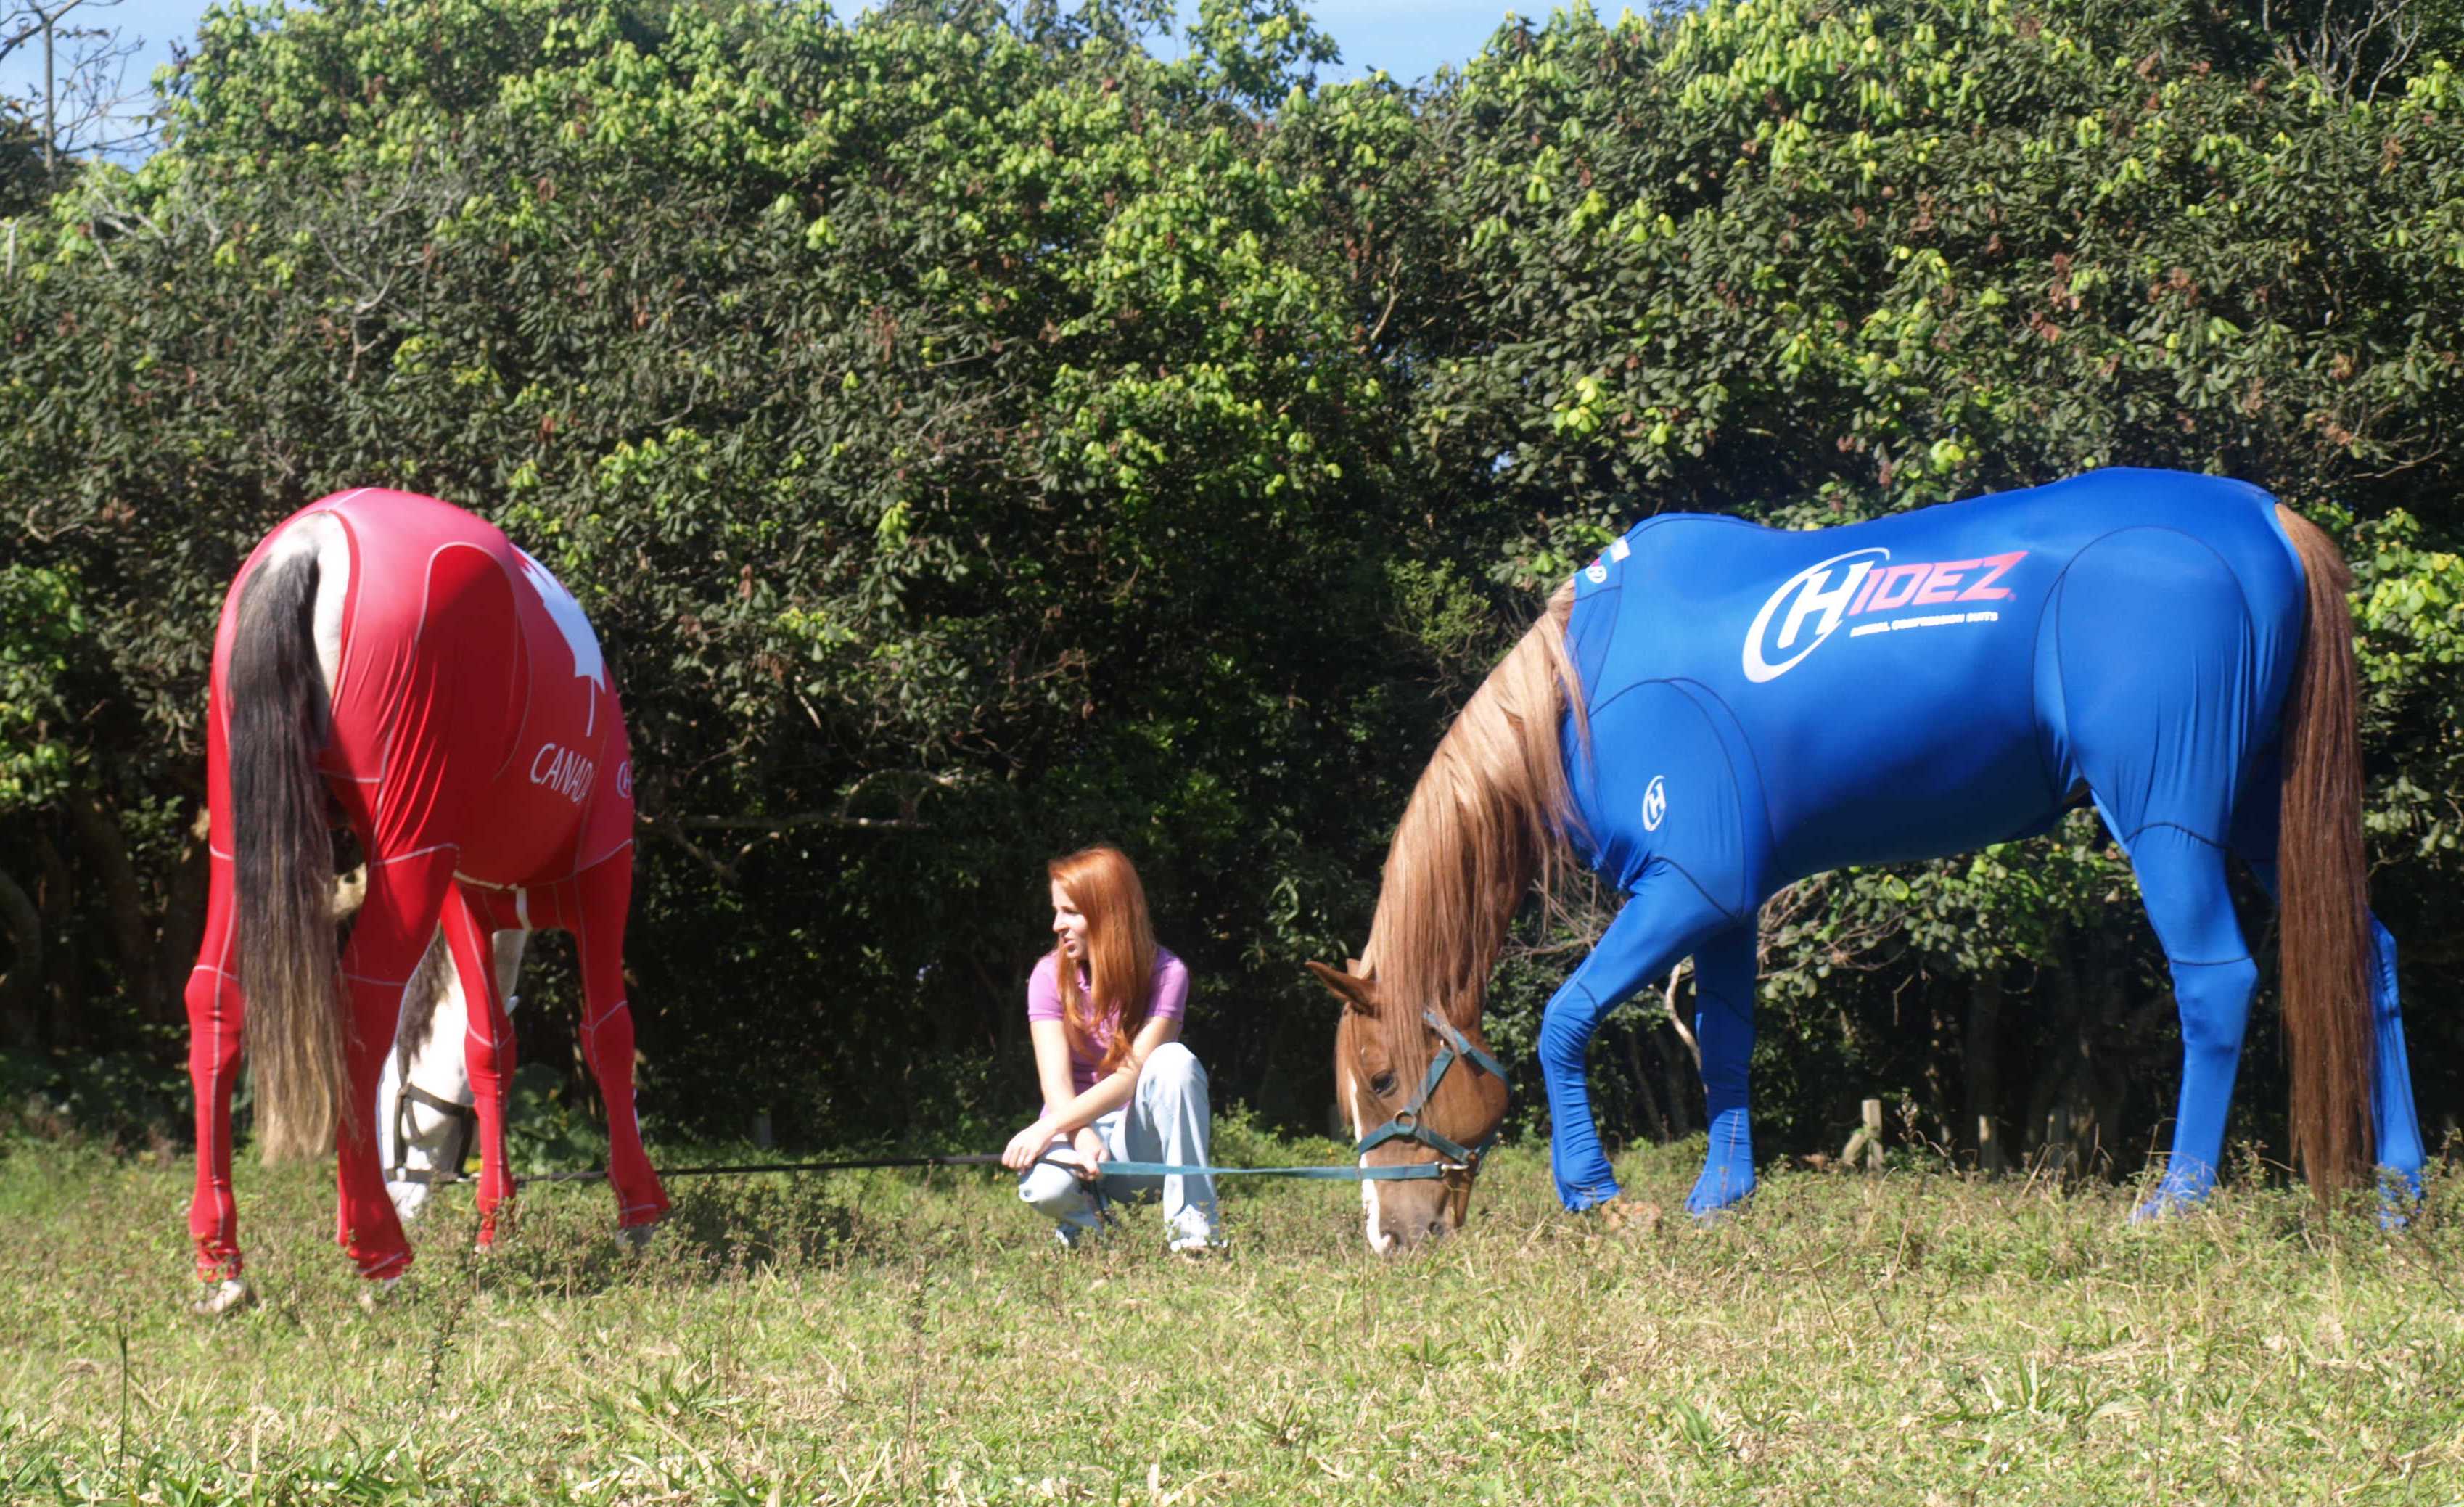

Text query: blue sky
(5, 0), (1554, 136)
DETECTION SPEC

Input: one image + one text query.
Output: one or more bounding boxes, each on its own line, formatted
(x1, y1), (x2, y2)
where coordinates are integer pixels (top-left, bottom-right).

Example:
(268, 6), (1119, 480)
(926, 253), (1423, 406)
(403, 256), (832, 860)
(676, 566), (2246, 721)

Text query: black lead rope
(393, 1151), (1020, 1188)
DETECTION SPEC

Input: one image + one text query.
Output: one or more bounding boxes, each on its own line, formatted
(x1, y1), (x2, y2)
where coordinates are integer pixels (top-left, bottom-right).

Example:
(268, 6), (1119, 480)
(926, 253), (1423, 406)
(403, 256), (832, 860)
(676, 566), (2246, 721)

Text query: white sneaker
(357, 1274), (404, 1310)
(191, 1276), (252, 1317)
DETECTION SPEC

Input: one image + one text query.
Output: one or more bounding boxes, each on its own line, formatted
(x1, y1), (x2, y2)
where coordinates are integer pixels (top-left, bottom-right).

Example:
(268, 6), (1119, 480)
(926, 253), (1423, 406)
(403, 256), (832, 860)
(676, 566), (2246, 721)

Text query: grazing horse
(186, 488), (668, 1308)
(376, 929), (530, 1225)
(1311, 469), (2421, 1251)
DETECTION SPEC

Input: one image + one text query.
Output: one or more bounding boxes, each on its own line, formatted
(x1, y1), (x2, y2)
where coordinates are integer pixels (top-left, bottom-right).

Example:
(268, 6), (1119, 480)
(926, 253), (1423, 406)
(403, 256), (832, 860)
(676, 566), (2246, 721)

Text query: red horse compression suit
(187, 488), (668, 1279)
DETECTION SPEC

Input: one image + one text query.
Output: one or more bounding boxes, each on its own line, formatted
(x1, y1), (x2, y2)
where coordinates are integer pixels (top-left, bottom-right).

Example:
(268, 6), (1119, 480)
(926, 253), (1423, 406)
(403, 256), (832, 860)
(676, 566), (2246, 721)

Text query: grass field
(4, 1128), (2462, 1505)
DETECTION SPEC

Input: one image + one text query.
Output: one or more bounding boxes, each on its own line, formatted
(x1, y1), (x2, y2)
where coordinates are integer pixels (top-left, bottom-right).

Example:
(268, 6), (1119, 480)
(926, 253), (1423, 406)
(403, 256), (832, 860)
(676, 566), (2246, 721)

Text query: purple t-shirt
(1027, 946), (1188, 1099)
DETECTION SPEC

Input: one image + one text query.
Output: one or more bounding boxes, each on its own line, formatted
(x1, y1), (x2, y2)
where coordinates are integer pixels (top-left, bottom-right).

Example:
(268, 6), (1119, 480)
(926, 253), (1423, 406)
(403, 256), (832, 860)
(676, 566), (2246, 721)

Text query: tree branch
(668, 811), (929, 831)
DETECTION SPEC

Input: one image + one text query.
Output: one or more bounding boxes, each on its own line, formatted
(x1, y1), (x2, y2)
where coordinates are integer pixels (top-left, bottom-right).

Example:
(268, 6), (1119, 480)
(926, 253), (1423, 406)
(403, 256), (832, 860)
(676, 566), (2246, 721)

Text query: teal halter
(1350, 1008), (1509, 1171)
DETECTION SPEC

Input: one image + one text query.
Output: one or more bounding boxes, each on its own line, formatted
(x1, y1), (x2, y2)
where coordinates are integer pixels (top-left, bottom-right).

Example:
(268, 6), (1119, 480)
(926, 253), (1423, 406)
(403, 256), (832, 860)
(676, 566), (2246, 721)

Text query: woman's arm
(1040, 1009), (1182, 1136)
(1028, 1017), (1080, 1120)
(1002, 956), (1192, 1174)
(1001, 1017), (1088, 1171)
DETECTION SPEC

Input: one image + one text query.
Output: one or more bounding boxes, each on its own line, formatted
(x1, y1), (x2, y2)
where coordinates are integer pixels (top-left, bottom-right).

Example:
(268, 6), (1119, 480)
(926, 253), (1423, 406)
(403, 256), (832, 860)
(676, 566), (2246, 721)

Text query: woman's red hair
(1048, 845), (1158, 1075)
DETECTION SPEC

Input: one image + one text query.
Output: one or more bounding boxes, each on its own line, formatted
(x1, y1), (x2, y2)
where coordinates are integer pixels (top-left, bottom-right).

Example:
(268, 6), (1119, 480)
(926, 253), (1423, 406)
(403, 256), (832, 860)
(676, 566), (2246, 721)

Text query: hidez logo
(1741, 548), (2026, 683)
(1642, 775), (1668, 832)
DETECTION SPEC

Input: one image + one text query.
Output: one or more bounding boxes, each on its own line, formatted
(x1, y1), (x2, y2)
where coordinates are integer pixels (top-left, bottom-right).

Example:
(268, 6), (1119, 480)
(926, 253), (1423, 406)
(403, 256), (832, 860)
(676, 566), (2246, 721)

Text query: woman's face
(1050, 882), (1091, 962)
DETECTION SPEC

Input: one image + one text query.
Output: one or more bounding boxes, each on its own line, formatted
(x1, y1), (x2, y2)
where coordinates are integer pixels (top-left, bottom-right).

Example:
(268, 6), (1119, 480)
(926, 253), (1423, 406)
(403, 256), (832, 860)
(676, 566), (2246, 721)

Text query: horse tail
(229, 546), (345, 1164)
(2272, 504), (2373, 1202)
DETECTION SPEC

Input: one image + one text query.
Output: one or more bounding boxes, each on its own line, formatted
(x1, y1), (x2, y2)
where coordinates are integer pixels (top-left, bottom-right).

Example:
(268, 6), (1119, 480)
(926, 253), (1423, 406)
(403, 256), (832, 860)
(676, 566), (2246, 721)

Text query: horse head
(1309, 958), (1508, 1252)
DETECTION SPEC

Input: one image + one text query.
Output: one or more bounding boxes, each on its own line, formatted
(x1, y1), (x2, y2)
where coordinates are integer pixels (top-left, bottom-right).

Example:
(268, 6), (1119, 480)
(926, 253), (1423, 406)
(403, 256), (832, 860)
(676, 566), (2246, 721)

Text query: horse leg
(2228, 755), (2424, 1216)
(440, 885), (519, 1249)
(572, 848), (670, 1232)
(2251, 887), (2432, 1217)
(334, 848), (457, 1278)
(2124, 826), (2259, 1218)
(2361, 913), (2426, 1205)
(1536, 879), (1733, 1212)
(183, 843), (247, 1292)
(1686, 921), (1760, 1217)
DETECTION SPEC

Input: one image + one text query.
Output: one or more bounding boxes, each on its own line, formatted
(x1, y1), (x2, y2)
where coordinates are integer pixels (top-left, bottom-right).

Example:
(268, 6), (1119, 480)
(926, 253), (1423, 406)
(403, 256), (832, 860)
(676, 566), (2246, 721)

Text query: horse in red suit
(186, 488), (668, 1309)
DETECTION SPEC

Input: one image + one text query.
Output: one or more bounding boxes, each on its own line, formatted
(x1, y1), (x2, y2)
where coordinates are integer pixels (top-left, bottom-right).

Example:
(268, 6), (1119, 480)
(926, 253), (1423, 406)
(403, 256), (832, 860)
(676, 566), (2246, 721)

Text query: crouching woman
(999, 845), (1221, 1252)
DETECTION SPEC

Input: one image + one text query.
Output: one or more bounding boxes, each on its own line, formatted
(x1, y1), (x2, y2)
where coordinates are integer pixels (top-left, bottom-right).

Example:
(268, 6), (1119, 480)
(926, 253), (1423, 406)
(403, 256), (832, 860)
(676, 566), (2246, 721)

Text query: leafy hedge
(4, 0), (2460, 1171)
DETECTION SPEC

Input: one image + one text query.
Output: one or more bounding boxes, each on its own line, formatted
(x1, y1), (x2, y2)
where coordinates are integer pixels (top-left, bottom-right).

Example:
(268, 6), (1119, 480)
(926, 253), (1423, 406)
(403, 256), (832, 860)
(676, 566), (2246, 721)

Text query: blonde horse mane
(1360, 579), (1585, 1027)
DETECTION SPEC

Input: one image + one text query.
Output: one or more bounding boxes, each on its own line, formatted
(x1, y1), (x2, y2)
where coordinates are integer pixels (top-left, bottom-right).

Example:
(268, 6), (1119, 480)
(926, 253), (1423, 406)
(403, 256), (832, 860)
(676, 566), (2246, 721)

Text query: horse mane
(393, 929), (453, 1070)
(1362, 579), (1584, 1028)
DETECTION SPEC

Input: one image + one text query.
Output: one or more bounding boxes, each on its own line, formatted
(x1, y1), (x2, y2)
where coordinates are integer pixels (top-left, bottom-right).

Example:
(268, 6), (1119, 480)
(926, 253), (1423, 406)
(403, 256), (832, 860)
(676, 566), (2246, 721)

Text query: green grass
(4, 1130), (2463, 1504)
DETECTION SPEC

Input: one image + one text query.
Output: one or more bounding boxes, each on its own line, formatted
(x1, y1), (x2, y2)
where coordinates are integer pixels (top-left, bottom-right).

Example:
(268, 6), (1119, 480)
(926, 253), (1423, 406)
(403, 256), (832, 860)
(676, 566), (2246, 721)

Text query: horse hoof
(192, 1276), (252, 1318)
(2378, 1170), (2425, 1231)
(1683, 1174), (1756, 1221)
(1596, 1199), (1664, 1236)
(2131, 1180), (2212, 1223)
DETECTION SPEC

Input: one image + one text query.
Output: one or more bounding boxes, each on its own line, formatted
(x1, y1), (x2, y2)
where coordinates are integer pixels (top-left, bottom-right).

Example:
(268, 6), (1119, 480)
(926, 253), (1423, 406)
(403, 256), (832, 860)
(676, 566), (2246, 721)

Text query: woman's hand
(1001, 1120), (1056, 1173)
(1070, 1125), (1109, 1181)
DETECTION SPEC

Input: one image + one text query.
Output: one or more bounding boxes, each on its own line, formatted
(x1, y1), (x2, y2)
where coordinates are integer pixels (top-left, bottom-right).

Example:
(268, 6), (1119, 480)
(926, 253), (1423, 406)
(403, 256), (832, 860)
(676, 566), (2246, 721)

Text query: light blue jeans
(1019, 1042), (1220, 1249)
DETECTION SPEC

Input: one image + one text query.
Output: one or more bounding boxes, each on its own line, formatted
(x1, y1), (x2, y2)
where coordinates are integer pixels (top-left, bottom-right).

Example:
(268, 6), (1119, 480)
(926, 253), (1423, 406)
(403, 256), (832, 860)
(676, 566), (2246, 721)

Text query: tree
(0, 0), (154, 207)
(2, 0), (2459, 1169)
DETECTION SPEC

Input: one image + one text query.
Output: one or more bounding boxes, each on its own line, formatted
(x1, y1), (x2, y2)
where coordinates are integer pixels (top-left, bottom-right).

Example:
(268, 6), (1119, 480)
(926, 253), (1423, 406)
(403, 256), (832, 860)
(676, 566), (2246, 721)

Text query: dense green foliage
(4, 0), (2461, 1176)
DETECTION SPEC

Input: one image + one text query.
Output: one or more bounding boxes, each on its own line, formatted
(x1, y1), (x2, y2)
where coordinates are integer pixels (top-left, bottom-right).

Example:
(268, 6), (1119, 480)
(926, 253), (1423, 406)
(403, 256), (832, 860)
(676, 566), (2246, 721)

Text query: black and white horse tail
(229, 546), (345, 1162)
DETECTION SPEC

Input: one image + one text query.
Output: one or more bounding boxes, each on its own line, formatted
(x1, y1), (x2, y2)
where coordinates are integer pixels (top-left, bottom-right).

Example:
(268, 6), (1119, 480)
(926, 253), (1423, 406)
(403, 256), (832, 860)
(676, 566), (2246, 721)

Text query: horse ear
(1305, 960), (1380, 1017)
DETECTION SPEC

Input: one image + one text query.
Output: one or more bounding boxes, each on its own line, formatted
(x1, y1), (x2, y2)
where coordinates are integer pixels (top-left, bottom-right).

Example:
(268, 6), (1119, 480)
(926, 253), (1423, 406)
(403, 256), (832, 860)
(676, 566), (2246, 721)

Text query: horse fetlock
(190, 1276), (252, 1318)
(387, 1180), (433, 1224)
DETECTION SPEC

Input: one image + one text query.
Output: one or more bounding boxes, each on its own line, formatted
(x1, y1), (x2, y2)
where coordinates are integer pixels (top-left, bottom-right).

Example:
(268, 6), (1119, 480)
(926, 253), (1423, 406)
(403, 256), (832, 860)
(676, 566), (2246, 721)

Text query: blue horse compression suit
(1537, 467), (2421, 1216)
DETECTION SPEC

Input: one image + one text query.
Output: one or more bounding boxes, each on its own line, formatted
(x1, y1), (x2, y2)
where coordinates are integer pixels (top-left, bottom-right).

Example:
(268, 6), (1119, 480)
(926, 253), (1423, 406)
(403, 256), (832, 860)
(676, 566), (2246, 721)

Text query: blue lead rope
(1085, 1009), (1506, 1184)
(431, 1006), (1506, 1191)
(1077, 1158), (1450, 1181)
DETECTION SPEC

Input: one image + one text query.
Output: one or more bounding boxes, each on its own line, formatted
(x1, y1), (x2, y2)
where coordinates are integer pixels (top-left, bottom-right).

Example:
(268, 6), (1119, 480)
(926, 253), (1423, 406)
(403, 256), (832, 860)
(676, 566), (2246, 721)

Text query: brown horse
(1313, 471), (2418, 1249)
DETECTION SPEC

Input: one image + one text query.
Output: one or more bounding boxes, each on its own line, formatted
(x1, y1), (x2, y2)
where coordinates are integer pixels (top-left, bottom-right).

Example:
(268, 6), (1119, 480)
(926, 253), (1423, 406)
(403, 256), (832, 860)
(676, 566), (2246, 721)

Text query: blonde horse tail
(2272, 504), (2373, 1202)
(229, 548), (345, 1164)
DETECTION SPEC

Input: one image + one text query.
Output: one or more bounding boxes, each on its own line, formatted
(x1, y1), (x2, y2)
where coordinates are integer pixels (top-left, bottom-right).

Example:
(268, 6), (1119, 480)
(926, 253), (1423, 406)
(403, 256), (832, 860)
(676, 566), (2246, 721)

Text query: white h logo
(1742, 548), (1888, 683)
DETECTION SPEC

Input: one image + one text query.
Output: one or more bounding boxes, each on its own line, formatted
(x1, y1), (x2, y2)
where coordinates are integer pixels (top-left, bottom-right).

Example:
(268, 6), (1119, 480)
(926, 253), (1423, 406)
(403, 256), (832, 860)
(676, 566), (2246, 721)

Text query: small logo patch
(1586, 562), (1609, 584)
(1642, 775), (1668, 832)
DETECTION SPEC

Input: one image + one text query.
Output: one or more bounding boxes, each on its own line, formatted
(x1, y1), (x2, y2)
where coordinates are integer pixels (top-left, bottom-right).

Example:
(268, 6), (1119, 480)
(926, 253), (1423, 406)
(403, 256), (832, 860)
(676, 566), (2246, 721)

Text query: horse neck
(1363, 583), (1580, 1030)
